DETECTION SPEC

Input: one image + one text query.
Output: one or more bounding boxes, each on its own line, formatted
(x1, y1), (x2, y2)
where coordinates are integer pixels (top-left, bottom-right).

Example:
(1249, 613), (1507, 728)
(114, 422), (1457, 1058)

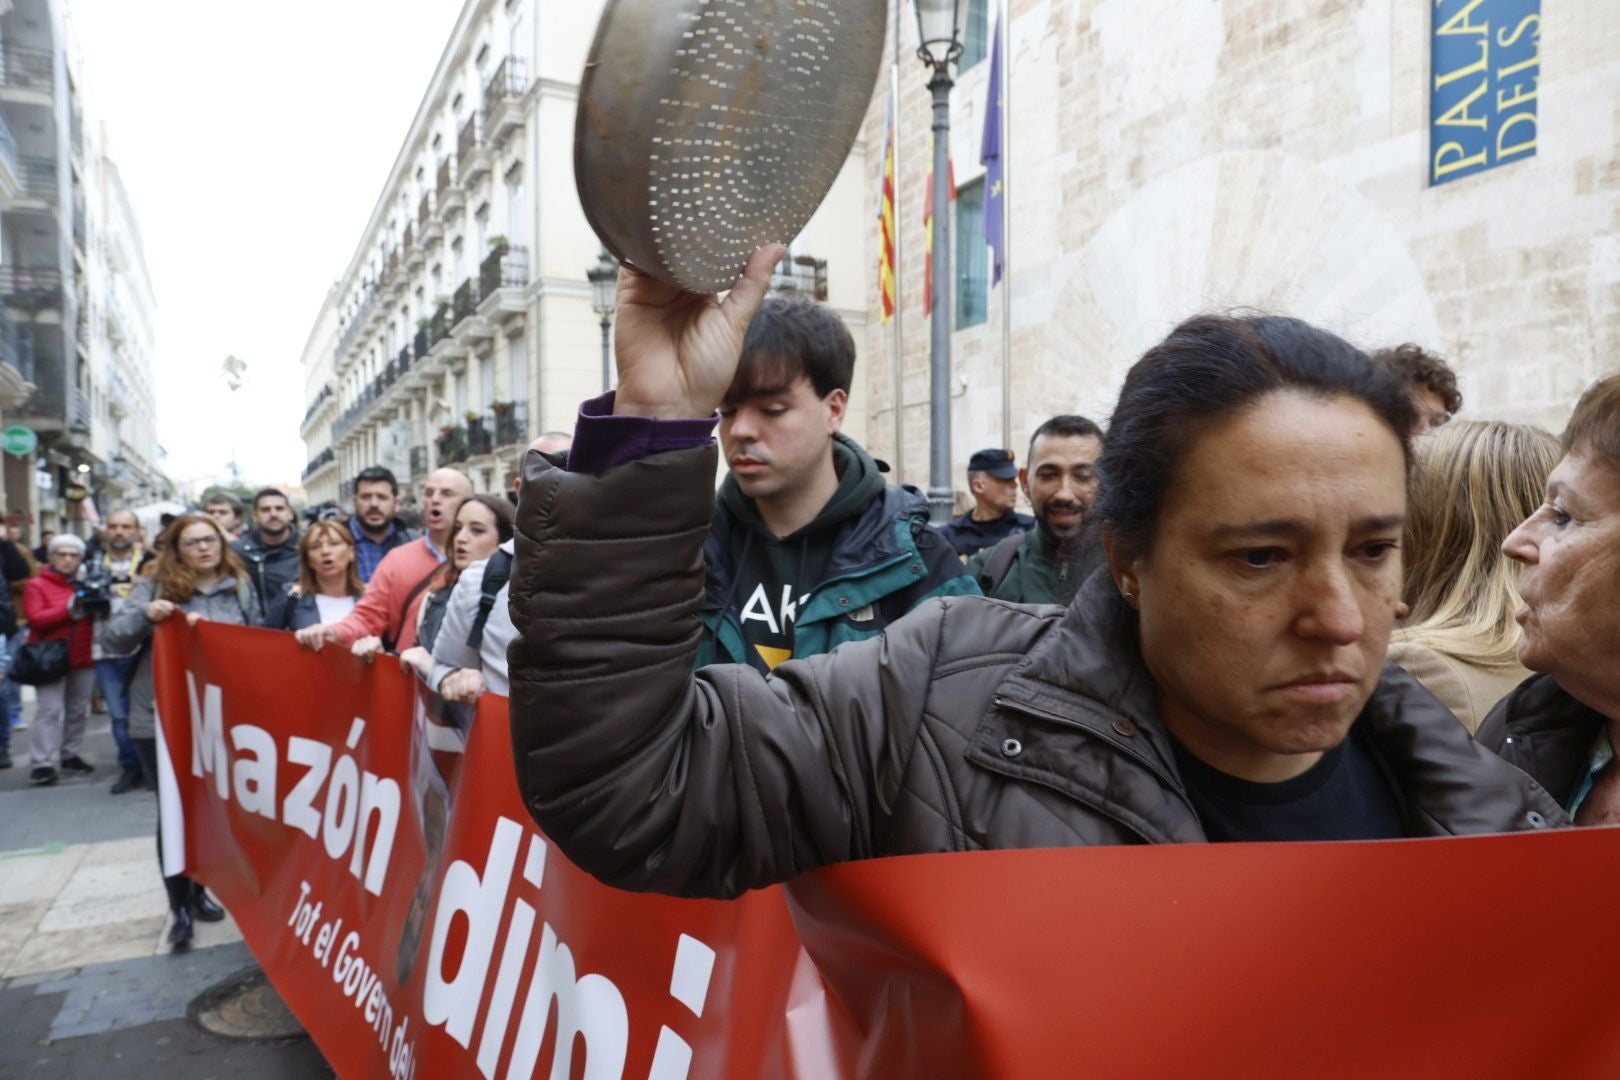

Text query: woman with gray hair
(1480, 374), (1620, 822)
(20, 533), (96, 786)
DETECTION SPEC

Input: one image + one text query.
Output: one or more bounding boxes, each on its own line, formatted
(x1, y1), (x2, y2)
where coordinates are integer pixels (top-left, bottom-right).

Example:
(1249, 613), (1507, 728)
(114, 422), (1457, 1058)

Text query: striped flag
(922, 134), (956, 317)
(878, 98), (897, 324)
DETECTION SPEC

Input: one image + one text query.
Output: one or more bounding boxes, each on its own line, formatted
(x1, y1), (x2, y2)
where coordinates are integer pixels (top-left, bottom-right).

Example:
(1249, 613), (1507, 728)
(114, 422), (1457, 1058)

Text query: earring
(1122, 589), (1138, 608)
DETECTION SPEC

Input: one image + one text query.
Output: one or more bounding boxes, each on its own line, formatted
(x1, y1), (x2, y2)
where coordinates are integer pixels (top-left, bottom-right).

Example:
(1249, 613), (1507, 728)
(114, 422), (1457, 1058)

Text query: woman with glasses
(103, 513), (258, 948)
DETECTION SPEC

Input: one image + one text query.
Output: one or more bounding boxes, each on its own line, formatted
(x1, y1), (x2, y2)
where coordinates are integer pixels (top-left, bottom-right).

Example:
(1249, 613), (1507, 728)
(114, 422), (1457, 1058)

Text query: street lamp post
(586, 249), (619, 394)
(913, 0), (964, 524)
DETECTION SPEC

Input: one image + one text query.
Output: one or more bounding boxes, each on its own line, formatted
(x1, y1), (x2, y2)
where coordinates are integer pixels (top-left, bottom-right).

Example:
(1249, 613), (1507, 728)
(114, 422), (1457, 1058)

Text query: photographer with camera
(19, 534), (95, 786)
(86, 510), (148, 793)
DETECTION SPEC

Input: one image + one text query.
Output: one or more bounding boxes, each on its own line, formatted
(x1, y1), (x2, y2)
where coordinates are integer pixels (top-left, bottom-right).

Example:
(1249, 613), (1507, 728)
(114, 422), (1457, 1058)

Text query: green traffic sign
(2, 425), (37, 457)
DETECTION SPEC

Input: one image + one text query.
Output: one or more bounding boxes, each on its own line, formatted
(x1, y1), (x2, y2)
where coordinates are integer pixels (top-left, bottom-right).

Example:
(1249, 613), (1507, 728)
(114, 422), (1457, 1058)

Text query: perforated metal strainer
(576, 0), (886, 294)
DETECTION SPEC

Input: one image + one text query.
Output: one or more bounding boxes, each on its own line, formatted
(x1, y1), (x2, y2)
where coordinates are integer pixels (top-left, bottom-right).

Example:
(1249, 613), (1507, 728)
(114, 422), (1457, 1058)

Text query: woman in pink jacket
(22, 534), (95, 785)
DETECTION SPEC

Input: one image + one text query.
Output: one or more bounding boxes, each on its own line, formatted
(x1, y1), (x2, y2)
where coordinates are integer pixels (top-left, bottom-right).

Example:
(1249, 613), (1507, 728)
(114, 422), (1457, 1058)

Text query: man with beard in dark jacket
(968, 414), (1105, 605)
(691, 296), (974, 672)
(232, 488), (301, 614)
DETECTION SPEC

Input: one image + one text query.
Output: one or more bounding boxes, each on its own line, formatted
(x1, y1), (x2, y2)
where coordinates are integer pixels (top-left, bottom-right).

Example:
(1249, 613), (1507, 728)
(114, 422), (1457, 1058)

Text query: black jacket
(0, 539), (30, 636)
(935, 508), (1033, 560)
(1476, 673), (1608, 808)
(232, 528), (302, 614)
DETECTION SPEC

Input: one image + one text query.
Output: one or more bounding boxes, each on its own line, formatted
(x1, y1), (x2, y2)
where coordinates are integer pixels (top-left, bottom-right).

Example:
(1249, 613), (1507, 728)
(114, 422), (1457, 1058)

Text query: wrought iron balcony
(430, 301), (453, 345)
(482, 58), (528, 145)
(479, 244), (529, 300)
(0, 113), (19, 184)
(0, 266), (66, 311)
(301, 383), (334, 431)
(437, 424), (468, 465)
(334, 285), (378, 367)
(1, 46), (54, 93)
(452, 279), (478, 326)
(437, 157), (464, 219)
(419, 193), (433, 230)
(0, 306), (35, 383)
(465, 415), (493, 457)
(414, 327), (430, 359)
(491, 401), (528, 448)
(457, 112), (489, 183)
(302, 447), (336, 482)
(17, 157), (55, 202)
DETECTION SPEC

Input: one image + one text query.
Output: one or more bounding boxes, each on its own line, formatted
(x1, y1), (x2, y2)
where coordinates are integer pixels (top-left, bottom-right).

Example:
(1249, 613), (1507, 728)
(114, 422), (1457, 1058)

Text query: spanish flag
(923, 134), (956, 317)
(878, 99), (897, 324)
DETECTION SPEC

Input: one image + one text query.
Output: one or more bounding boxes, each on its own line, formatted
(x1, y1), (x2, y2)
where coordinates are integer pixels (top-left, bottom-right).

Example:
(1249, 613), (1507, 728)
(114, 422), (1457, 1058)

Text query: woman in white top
(261, 521), (364, 632)
(397, 495), (514, 680)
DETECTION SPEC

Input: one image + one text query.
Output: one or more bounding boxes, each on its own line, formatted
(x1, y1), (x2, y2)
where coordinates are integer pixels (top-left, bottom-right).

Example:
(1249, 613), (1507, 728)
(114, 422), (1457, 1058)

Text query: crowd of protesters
(2, 250), (1614, 943)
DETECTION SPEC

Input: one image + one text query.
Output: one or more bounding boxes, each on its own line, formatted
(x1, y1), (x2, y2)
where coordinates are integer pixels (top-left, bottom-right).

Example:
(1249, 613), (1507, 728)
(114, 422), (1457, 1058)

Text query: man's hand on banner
(145, 599), (177, 623)
(611, 244), (784, 420)
(398, 646), (432, 678)
(440, 667), (484, 704)
(294, 624), (336, 651)
(351, 637), (384, 664)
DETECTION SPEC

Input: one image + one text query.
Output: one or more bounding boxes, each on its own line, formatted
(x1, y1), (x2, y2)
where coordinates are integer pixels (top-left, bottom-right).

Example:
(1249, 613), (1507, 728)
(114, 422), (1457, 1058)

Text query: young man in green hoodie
(700, 297), (976, 672)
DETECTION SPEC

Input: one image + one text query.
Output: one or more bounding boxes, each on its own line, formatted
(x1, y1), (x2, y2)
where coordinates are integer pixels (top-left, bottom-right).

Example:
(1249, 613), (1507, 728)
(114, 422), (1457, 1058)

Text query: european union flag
(980, 13), (1005, 287)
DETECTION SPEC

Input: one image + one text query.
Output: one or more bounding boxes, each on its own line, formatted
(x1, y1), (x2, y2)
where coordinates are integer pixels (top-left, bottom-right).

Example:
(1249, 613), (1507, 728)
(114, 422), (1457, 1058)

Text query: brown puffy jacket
(508, 445), (1567, 900)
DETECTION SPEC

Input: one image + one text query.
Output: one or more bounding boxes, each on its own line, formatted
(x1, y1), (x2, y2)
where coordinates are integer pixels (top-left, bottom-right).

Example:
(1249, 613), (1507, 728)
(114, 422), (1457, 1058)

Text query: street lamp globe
(913, 0), (965, 70)
(587, 249), (618, 319)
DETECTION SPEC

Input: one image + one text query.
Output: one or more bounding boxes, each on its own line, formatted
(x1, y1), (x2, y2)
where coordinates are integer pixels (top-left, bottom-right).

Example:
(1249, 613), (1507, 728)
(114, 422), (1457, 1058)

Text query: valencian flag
(922, 133), (956, 316)
(982, 12), (1005, 285)
(878, 96), (897, 324)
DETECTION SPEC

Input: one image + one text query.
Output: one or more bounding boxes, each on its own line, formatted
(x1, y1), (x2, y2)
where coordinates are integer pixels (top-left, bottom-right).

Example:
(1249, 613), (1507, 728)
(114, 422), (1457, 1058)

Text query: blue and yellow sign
(1430, 0), (1540, 186)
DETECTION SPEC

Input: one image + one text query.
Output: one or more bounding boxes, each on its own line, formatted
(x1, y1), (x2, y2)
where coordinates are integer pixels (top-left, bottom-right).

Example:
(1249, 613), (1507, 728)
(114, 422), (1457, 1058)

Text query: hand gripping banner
(154, 622), (1620, 1079)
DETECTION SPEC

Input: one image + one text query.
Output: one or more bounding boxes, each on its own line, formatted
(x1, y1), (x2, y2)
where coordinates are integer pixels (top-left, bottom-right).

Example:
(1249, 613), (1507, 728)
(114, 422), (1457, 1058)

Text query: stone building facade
(860, 0), (1618, 491)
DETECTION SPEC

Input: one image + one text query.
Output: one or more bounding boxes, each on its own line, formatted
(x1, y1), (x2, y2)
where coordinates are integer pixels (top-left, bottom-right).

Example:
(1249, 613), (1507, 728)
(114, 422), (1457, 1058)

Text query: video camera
(74, 564), (115, 617)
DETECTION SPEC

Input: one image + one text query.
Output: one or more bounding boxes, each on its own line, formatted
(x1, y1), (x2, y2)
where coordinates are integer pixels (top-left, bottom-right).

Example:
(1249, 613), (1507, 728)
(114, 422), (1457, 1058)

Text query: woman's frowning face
(1119, 391), (1408, 783)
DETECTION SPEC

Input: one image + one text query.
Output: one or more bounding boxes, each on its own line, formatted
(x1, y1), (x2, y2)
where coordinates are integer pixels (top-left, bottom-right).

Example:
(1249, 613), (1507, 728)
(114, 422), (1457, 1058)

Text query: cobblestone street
(0, 704), (332, 1077)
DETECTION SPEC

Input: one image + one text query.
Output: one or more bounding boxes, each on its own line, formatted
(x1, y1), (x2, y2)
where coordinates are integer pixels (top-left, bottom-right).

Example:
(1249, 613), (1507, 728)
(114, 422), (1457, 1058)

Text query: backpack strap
(386, 563), (445, 652)
(977, 534), (1023, 598)
(466, 549), (514, 651)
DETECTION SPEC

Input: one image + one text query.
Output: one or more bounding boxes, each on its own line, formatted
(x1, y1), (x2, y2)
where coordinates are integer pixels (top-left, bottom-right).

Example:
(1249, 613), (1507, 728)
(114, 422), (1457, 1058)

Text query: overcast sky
(69, 0), (464, 489)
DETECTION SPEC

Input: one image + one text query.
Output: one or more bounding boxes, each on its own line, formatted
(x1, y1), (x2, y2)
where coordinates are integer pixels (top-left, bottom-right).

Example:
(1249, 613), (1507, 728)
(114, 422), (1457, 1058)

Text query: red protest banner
(153, 622), (1620, 1079)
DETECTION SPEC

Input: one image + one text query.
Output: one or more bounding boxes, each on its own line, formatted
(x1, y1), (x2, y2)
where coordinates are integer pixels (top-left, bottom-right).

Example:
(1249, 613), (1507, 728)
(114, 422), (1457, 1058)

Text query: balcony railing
(0, 266), (66, 310)
(452, 280), (478, 325)
(456, 112), (486, 181)
(482, 58), (528, 144)
(479, 245), (529, 299)
(491, 401), (528, 448)
(0, 112), (18, 179)
(419, 193), (433, 231)
(18, 157), (55, 201)
(437, 425), (468, 465)
(414, 327), (430, 358)
(301, 383), (334, 430)
(436, 158), (453, 201)
(402, 224), (414, 255)
(0, 306), (35, 382)
(1, 46), (54, 93)
(430, 301), (452, 345)
(72, 193), (85, 250)
(409, 445), (429, 480)
(396, 345), (412, 376)
(769, 255), (830, 302)
(334, 285), (378, 366)
(302, 447), (336, 482)
(466, 416), (493, 458)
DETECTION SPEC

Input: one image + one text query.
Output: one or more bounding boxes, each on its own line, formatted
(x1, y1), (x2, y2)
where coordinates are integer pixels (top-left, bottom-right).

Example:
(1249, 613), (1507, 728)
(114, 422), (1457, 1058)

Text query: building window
(509, 333), (527, 405)
(959, 0), (990, 71)
(955, 178), (987, 331)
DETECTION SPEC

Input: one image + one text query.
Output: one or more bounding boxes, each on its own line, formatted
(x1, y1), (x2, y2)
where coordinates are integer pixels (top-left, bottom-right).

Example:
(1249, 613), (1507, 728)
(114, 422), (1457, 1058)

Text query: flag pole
(890, 0), (906, 483)
(998, 0), (1012, 454)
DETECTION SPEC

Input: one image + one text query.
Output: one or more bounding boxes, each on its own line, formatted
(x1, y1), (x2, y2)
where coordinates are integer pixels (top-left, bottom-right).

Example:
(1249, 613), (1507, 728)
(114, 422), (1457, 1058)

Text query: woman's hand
(145, 600), (177, 623)
(398, 646), (432, 678)
(439, 668), (485, 704)
(185, 612), (205, 628)
(295, 624), (336, 651)
(350, 636), (385, 663)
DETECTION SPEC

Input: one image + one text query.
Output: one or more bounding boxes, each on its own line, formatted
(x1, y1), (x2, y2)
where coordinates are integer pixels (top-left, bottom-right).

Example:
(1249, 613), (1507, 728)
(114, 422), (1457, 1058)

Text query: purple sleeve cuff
(565, 392), (719, 474)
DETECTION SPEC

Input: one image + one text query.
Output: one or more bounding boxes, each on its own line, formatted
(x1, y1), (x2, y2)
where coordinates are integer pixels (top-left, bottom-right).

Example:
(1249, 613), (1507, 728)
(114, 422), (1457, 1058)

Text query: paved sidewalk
(0, 702), (333, 1077)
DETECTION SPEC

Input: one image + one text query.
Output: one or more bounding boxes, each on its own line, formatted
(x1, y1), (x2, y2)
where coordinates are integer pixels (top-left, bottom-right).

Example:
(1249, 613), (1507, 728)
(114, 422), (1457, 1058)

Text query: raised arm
(509, 444), (944, 899)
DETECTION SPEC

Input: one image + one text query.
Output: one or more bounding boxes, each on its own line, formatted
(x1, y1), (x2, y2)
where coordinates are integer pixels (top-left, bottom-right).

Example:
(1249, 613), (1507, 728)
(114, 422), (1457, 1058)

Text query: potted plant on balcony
(486, 235), (509, 253)
(490, 399), (513, 415)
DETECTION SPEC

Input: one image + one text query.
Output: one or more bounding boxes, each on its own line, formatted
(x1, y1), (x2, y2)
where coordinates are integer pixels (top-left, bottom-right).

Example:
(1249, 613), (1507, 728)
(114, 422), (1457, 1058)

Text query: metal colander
(576, 0), (886, 294)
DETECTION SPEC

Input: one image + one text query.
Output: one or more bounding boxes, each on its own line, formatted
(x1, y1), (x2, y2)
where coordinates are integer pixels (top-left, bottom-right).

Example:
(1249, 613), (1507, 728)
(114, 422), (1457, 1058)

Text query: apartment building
(303, 0), (871, 504)
(0, 0), (164, 540)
